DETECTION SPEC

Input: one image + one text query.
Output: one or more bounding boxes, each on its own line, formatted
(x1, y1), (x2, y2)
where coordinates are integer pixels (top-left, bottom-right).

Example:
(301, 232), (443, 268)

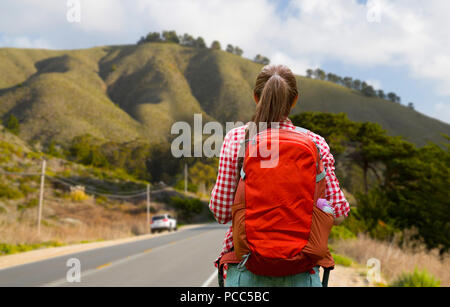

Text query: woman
(209, 65), (350, 287)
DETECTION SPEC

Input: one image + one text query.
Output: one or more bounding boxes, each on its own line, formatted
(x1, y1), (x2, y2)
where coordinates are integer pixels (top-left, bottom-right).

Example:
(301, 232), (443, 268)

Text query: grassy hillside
(0, 43), (449, 146)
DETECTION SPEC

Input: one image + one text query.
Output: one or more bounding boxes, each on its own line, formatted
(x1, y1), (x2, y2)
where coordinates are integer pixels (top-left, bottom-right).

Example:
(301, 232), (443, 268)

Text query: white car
(151, 214), (177, 233)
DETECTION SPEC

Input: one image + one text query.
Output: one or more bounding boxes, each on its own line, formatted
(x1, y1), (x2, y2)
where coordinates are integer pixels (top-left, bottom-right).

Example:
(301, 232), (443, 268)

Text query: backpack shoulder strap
(294, 126), (326, 182)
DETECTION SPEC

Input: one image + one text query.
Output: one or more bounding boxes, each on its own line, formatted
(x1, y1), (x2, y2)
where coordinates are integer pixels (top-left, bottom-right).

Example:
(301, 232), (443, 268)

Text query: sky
(0, 0), (449, 124)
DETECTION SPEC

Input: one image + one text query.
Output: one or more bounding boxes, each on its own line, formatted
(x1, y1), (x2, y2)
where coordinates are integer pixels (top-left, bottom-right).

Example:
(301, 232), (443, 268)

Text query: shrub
(0, 140), (16, 162)
(19, 183), (36, 196)
(0, 183), (24, 199)
(170, 196), (203, 222)
(332, 253), (354, 267)
(95, 195), (108, 205)
(17, 199), (38, 211)
(26, 151), (42, 160)
(70, 190), (89, 202)
(390, 268), (441, 287)
(45, 141), (64, 158)
(5, 114), (20, 135)
(330, 225), (356, 240)
(0, 241), (65, 255)
(174, 180), (198, 193)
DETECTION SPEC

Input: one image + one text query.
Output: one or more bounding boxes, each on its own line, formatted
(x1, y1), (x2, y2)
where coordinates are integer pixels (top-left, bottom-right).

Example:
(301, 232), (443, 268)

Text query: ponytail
(253, 74), (291, 128)
(235, 65), (298, 184)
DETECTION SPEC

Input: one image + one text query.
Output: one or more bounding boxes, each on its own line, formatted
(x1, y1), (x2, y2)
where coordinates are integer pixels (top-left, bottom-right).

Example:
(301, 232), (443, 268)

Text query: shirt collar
(281, 117), (295, 129)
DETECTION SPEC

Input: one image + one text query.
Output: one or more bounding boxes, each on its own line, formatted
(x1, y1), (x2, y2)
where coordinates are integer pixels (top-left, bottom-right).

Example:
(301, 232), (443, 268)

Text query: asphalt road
(0, 223), (229, 287)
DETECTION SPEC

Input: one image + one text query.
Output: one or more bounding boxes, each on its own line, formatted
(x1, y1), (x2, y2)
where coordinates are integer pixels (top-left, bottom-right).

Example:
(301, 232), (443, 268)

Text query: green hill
(0, 43), (449, 146)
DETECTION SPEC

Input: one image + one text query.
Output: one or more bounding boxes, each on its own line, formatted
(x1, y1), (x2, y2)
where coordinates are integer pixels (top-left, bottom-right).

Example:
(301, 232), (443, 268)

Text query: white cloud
(0, 35), (53, 49)
(0, 0), (63, 36)
(76, 0), (126, 32)
(1, 1), (449, 81)
(366, 79), (382, 90)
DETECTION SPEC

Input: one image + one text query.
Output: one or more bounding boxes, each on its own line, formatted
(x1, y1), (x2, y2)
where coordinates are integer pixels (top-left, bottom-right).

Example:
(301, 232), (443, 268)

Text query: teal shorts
(225, 264), (322, 287)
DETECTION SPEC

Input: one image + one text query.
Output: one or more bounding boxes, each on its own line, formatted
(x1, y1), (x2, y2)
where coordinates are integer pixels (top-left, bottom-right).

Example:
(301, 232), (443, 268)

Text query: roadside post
(147, 184), (151, 234)
(37, 159), (46, 236)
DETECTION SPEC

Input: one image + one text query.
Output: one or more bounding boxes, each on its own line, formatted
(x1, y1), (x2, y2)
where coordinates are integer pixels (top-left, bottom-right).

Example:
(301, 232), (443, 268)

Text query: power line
(45, 176), (146, 198)
(45, 175), (167, 199)
(49, 175), (149, 195)
(1, 168), (169, 198)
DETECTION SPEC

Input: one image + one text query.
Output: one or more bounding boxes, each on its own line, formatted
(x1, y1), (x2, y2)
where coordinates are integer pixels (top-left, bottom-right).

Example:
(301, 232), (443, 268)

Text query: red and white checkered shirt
(209, 118), (350, 264)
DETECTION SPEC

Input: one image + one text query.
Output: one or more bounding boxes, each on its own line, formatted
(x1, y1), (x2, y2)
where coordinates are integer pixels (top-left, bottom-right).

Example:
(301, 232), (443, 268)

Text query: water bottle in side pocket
(316, 198), (335, 217)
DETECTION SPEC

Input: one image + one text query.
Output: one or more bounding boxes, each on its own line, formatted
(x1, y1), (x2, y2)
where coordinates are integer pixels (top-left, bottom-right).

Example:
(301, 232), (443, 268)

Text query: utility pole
(146, 184), (151, 234)
(184, 163), (188, 194)
(37, 159), (46, 236)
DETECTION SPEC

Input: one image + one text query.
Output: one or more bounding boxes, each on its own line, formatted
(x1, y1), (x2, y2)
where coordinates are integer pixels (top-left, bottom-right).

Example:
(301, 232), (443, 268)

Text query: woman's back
(209, 65), (350, 287)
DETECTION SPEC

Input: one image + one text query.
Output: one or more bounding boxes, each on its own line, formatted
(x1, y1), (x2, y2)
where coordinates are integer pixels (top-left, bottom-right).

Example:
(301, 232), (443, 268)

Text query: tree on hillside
(226, 44), (234, 53)
(225, 44), (243, 56)
(387, 92), (398, 103)
(377, 90), (386, 99)
(5, 114), (20, 135)
(210, 40), (222, 50)
(162, 31), (180, 43)
(137, 36), (146, 44)
(138, 32), (162, 45)
(362, 84), (377, 97)
(189, 161), (217, 192)
(69, 135), (109, 168)
(289, 112), (358, 155)
(313, 68), (326, 80)
(350, 122), (415, 194)
(146, 142), (183, 183)
(343, 77), (353, 88)
(254, 54), (270, 65)
(326, 73), (340, 83)
(180, 33), (196, 47)
(302, 69), (400, 103)
(234, 46), (243, 56)
(352, 79), (362, 91)
(384, 143), (450, 254)
(144, 32), (162, 43)
(195, 37), (207, 48)
(408, 102), (415, 110)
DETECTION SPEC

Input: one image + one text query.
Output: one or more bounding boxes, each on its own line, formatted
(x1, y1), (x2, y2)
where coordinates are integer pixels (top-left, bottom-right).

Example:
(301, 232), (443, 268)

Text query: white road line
(201, 270), (218, 287)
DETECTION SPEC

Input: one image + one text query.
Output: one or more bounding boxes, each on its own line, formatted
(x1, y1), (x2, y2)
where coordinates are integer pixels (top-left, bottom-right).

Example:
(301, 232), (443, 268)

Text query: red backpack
(219, 126), (335, 278)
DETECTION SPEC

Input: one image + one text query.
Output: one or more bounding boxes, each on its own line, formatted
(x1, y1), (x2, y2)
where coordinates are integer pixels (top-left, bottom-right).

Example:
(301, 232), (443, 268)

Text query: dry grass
(0, 196), (174, 247)
(333, 234), (450, 286)
(0, 212), (147, 246)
